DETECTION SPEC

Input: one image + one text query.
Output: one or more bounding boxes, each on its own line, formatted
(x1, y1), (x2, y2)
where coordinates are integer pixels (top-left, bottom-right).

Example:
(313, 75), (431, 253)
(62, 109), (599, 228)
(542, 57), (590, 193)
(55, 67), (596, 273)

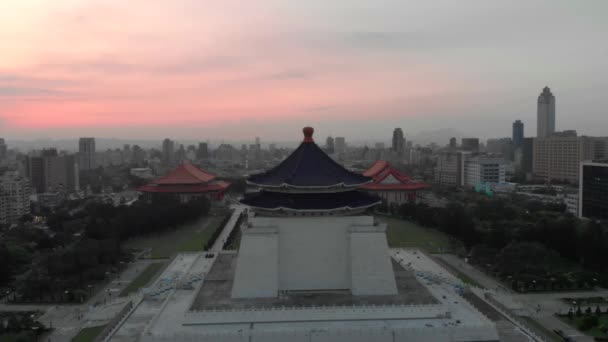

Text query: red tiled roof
(361, 160), (430, 191)
(138, 162), (230, 194)
(361, 182), (430, 191)
(138, 181), (230, 193)
(152, 162), (216, 185)
(363, 160), (389, 177)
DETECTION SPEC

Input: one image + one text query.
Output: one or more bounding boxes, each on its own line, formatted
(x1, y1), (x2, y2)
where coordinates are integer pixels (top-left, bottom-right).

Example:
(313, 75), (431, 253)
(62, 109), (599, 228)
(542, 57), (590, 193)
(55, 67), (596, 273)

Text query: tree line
(392, 195), (608, 291)
(1, 195), (211, 302)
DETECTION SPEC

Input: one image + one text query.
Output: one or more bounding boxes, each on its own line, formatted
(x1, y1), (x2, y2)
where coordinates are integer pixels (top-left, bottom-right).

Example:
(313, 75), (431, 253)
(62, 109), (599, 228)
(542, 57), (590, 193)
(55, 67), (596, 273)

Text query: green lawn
(377, 216), (463, 253)
(559, 314), (608, 338)
(126, 215), (226, 258)
(119, 263), (165, 297)
(71, 325), (107, 342)
(456, 272), (481, 287)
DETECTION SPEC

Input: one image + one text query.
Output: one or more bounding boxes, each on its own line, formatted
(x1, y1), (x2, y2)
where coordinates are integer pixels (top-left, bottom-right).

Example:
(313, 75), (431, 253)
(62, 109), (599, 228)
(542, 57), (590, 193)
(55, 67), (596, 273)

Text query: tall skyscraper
(176, 144), (186, 163)
(512, 120), (524, 147)
(325, 136), (335, 154)
(391, 128), (405, 156)
(334, 137), (346, 154)
(131, 145), (146, 166)
(0, 171), (31, 225)
(0, 138), (7, 161)
(449, 137), (457, 149)
(197, 142), (209, 160)
(537, 86), (556, 138)
(162, 138), (175, 166)
(78, 137), (96, 170)
(579, 161), (608, 220)
(521, 137), (534, 175)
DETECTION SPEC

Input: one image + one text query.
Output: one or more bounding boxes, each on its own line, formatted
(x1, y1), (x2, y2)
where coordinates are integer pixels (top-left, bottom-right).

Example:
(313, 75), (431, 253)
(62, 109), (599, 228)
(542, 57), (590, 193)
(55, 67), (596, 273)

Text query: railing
(483, 292), (548, 342)
(148, 324), (497, 340)
(187, 302), (443, 313)
(92, 297), (137, 342)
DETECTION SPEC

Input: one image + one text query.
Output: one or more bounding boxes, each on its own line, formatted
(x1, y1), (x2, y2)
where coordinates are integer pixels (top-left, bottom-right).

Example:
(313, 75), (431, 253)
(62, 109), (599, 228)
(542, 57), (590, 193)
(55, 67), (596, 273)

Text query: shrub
(578, 316), (599, 331)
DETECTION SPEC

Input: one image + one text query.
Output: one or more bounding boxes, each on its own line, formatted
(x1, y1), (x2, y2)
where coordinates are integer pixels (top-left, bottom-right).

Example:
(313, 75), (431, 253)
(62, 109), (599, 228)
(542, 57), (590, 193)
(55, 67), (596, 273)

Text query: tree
(495, 241), (560, 277)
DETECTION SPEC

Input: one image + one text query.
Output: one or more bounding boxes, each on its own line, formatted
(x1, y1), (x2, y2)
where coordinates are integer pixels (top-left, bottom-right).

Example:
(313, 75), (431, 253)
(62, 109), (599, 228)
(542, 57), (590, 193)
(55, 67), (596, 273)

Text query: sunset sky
(1, 0), (607, 141)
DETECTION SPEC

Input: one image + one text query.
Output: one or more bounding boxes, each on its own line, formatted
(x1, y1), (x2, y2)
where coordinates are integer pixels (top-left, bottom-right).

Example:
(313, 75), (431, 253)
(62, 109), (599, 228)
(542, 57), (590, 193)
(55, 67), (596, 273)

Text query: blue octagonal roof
(248, 127), (371, 189)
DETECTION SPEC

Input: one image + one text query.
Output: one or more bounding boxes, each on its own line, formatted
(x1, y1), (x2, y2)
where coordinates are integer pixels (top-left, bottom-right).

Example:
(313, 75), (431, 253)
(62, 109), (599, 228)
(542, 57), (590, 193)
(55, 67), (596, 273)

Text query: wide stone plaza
(105, 247), (512, 342)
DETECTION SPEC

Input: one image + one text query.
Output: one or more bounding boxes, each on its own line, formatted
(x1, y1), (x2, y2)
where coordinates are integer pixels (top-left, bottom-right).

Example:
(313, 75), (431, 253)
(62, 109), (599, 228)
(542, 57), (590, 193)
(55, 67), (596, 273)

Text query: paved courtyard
(191, 253), (437, 311)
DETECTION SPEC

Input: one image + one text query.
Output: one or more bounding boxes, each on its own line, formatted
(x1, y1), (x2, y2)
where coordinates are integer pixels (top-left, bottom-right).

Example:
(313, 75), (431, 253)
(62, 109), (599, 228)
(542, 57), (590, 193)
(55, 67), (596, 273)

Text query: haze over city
(2, 0), (608, 141)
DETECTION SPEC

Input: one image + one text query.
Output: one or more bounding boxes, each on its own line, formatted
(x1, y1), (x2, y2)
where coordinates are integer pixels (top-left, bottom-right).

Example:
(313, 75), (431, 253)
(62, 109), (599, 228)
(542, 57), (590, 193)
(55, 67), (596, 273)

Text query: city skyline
(2, 1), (608, 140)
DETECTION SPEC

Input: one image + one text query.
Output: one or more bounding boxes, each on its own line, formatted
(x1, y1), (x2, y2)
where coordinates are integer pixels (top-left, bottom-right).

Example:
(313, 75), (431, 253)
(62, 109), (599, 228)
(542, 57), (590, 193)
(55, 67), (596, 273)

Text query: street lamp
(32, 326), (39, 342)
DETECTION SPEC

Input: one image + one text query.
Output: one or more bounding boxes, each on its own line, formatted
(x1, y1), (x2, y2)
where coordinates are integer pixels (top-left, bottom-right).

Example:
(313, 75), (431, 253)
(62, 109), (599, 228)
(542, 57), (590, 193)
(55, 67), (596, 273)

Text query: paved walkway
(437, 253), (606, 342)
(437, 254), (513, 293)
(0, 259), (157, 342)
(2, 206), (245, 342)
(209, 205), (245, 252)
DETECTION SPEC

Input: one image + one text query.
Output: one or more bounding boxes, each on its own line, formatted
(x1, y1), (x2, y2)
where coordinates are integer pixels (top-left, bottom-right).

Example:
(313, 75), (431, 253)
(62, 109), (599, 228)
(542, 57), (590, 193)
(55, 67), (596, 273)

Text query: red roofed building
(360, 160), (430, 205)
(138, 162), (230, 202)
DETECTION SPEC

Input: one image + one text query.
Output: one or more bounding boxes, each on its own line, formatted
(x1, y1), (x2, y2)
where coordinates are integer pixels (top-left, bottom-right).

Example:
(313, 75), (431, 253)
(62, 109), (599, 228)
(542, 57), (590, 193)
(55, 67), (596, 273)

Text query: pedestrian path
(209, 205), (245, 252)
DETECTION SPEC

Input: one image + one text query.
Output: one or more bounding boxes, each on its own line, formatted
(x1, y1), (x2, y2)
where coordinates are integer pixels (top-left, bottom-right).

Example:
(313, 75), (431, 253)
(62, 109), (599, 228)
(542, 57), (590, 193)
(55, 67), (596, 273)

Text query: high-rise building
(162, 138), (175, 166)
(391, 128), (405, 156)
(0, 171), (31, 225)
(461, 138), (479, 152)
(512, 120), (524, 147)
(486, 138), (512, 157)
(325, 136), (335, 154)
(78, 137), (96, 170)
(434, 151), (469, 187)
(579, 161), (608, 220)
(521, 137), (534, 175)
(176, 144), (186, 163)
(197, 143), (209, 160)
(464, 155), (506, 188)
(449, 137), (457, 149)
(0, 138), (7, 161)
(131, 145), (146, 166)
(533, 133), (602, 183)
(44, 154), (79, 192)
(334, 137), (346, 154)
(25, 149), (79, 193)
(537, 86), (556, 138)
